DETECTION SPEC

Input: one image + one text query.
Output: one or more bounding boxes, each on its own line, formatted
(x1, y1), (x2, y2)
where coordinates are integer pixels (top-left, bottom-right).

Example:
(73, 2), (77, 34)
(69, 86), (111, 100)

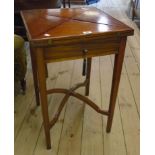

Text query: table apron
(43, 39), (120, 62)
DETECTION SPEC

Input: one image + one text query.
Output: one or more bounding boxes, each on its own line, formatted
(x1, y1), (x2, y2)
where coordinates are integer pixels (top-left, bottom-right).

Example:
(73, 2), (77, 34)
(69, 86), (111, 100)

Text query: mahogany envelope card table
(21, 7), (134, 149)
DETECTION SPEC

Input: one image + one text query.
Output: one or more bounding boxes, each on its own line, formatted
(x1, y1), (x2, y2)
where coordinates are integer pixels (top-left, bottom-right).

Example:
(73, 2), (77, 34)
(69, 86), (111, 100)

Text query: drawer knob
(83, 49), (88, 54)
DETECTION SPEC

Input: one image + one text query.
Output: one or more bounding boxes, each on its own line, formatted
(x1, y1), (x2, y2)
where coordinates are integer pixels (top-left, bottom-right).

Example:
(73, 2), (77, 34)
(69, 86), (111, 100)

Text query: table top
(21, 7), (133, 45)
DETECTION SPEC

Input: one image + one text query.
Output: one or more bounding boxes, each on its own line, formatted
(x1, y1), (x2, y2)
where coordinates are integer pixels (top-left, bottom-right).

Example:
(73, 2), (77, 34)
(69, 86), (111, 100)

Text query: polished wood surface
(21, 7), (133, 42)
(14, 0), (70, 39)
(21, 7), (134, 149)
(15, 1), (140, 154)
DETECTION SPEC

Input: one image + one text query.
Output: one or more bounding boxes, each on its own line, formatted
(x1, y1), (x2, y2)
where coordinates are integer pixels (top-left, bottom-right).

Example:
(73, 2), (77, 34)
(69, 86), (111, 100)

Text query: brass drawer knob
(83, 49), (88, 54)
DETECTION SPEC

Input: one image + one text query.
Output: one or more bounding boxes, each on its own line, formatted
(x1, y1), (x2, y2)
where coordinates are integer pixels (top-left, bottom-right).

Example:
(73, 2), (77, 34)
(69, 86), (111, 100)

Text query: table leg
(68, 0), (71, 8)
(63, 0), (66, 8)
(35, 48), (51, 149)
(106, 37), (127, 132)
(30, 47), (40, 106)
(45, 64), (48, 78)
(85, 58), (92, 96)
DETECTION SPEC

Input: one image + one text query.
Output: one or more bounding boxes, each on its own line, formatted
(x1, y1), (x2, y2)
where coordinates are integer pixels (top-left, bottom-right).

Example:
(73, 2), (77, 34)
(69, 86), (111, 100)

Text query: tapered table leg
(30, 46), (40, 106)
(63, 0), (66, 8)
(68, 0), (71, 8)
(106, 37), (127, 132)
(85, 58), (92, 96)
(45, 64), (48, 78)
(35, 48), (51, 149)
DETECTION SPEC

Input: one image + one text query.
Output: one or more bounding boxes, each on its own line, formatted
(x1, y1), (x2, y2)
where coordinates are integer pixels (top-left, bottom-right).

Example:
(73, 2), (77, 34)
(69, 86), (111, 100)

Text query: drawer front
(83, 38), (120, 57)
(44, 43), (83, 62)
(44, 38), (120, 62)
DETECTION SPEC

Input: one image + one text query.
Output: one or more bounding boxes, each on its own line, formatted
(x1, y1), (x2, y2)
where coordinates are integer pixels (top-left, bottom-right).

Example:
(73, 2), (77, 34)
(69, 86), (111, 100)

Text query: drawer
(44, 43), (83, 62)
(83, 38), (120, 57)
(44, 38), (120, 62)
